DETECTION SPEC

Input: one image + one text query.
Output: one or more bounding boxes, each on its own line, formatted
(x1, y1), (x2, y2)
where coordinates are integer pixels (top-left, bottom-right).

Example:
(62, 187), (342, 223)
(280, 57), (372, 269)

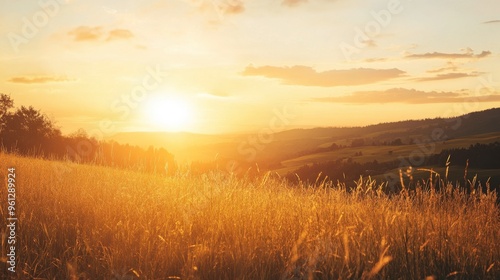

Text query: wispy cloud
(196, 92), (236, 102)
(406, 48), (491, 60)
(363, 39), (377, 48)
(282, 0), (308, 7)
(415, 72), (480, 82)
(68, 26), (134, 42)
(483, 20), (500, 24)
(68, 26), (103, 42)
(426, 62), (460, 73)
(363, 57), (388, 63)
(311, 88), (500, 104)
(188, 0), (245, 16)
(222, 0), (245, 14)
(8, 75), (75, 84)
(107, 29), (134, 41)
(242, 65), (405, 87)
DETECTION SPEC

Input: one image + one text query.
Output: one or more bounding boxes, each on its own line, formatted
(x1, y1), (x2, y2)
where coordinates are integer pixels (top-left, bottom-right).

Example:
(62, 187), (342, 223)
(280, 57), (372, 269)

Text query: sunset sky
(1, 0), (500, 135)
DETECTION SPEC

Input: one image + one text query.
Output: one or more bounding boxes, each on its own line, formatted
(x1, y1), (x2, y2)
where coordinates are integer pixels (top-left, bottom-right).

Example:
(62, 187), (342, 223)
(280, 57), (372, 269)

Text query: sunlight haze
(1, 0), (500, 134)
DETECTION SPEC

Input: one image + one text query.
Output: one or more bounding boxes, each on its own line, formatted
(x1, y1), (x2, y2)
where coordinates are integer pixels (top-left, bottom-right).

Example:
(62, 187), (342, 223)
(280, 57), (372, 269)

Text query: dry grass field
(1, 152), (499, 279)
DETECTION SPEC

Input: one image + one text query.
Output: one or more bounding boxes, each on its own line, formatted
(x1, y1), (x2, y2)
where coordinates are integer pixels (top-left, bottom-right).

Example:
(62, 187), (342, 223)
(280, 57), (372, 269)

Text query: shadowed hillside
(107, 108), (500, 183)
(1, 152), (499, 279)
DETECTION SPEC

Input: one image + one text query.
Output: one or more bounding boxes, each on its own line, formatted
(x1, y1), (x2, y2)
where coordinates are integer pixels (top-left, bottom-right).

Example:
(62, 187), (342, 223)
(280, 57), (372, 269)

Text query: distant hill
(108, 132), (238, 162)
(108, 108), (500, 167)
(273, 107), (500, 144)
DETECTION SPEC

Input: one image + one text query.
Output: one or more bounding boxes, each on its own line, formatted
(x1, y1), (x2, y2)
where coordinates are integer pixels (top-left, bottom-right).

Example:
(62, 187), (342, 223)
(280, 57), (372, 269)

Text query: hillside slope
(0, 153), (499, 279)
(108, 108), (500, 167)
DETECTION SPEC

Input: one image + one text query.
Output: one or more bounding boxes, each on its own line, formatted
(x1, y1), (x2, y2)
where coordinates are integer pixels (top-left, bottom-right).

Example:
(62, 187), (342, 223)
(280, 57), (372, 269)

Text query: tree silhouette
(0, 94), (177, 174)
(0, 94), (13, 116)
(0, 94), (14, 132)
(1, 104), (61, 154)
(0, 93), (61, 154)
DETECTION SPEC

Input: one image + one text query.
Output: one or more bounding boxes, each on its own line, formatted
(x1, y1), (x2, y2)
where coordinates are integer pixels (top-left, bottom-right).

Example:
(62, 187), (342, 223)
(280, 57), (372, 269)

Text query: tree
(1, 105), (61, 154)
(390, 138), (403, 146)
(0, 95), (178, 175)
(351, 138), (365, 147)
(0, 94), (14, 131)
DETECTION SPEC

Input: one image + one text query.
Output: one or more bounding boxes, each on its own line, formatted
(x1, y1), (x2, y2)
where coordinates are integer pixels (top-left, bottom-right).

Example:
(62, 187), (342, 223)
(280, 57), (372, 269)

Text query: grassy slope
(277, 132), (500, 174)
(0, 153), (499, 279)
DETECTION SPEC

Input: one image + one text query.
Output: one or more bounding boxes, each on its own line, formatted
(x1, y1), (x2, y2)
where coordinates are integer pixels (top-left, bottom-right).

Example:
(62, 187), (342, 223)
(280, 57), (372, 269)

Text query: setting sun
(2, 1), (500, 279)
(143, 95), (194, 132)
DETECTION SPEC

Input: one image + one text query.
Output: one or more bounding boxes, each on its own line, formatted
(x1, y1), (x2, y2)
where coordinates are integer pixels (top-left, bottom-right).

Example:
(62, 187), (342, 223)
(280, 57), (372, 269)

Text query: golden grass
(0, 152), (499, 279)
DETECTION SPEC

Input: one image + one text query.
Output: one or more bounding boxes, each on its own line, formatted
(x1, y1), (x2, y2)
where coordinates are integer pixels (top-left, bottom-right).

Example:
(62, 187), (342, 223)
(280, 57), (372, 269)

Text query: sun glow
(143, 95), (194, 131)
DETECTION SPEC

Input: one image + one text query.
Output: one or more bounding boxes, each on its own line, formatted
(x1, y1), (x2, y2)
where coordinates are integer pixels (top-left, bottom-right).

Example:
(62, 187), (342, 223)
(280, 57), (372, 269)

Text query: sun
(143, 95), (193, 131)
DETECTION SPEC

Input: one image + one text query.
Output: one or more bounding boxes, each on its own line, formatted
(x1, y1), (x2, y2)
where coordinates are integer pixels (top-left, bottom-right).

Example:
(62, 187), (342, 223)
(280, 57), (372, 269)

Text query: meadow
(278, 132), (500, 174)
(0, 152), (499, 279)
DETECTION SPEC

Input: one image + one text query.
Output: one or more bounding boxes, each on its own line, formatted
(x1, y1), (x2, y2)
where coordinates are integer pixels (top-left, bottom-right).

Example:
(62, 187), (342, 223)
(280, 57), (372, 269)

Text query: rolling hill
(108, 108), (500, 172)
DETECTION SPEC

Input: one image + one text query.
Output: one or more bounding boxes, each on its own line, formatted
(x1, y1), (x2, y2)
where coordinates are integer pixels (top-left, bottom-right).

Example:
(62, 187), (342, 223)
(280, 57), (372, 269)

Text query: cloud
(68, 26), (103, 42)
(188, 0), (245, 16)
(221, 0), (245, 14)
(311, 88), (500, 104)
(415, 72), (480, 82)
(107, 29), (134, 41)
(282, 0), (308, 7)
(362, 39), (377, 48)
(196, 92), (236, 102)
(8, 75), (75, 84)
(483, 20), (500, 24)
(363, 57), (388, 63)
(426, 62), (460, 73)
(365, 48), (489, 64)
(68, 26), (134, 42)
(406, 48), (491, 60)
(242, 65), (405, 87)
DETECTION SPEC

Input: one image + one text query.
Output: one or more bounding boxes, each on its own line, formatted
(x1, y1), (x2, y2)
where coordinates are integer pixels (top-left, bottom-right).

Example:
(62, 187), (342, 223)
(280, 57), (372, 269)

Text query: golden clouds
(312, 88), (500, 104)
(188, 0), (245, 16)
(67, 26), (134, 42)
(415, 72), (480, 82)
(243, 65), (405, 87)
(68, 26), (103, 42)
(8, 75), (75, 84)
(282, 0), (308, 7)
(107, 29), (134, 41)
(406, 49), (491, 60)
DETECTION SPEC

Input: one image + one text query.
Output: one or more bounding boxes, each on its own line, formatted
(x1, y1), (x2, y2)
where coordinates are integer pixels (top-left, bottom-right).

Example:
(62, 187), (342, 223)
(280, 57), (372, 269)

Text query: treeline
(286, 159), (399, 186)
(286, 142), (500, 185)
(0, 94), (176, 174)
(428, 142), (500, 169)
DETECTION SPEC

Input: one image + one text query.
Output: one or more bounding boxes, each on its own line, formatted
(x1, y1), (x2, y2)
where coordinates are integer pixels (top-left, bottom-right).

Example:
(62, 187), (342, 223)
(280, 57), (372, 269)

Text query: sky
(1, 0), (500, 135)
